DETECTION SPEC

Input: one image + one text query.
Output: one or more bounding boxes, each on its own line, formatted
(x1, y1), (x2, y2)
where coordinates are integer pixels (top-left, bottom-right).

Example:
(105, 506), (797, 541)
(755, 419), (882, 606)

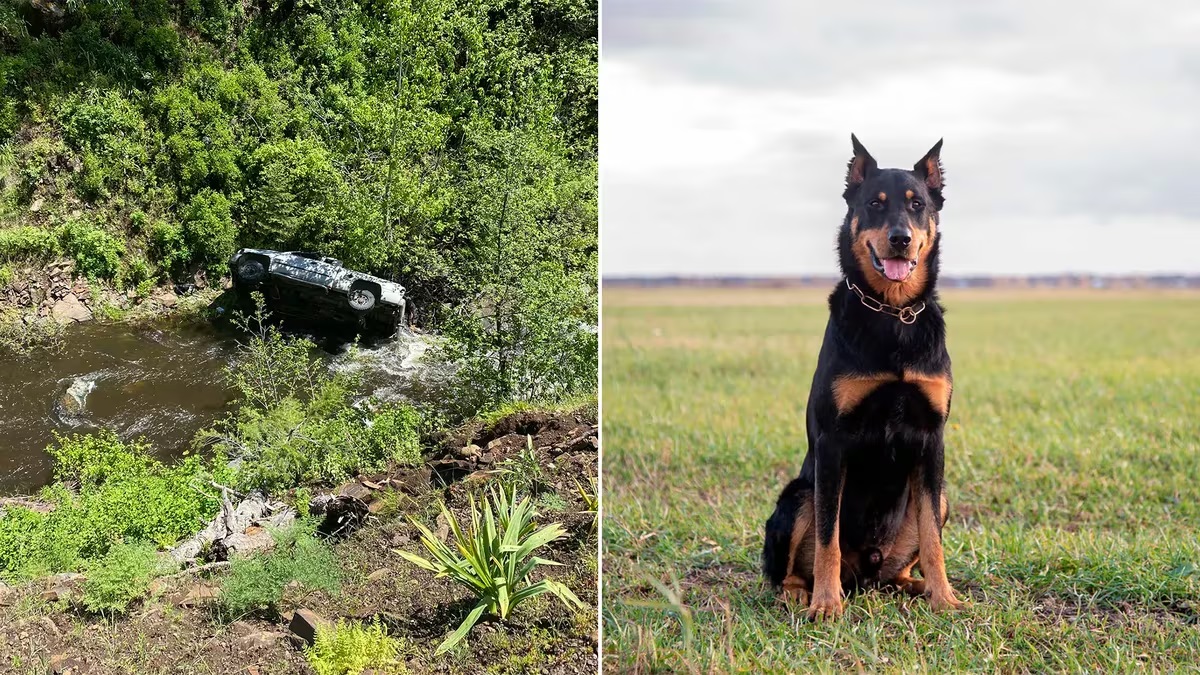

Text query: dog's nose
(888, 228), (912, 249)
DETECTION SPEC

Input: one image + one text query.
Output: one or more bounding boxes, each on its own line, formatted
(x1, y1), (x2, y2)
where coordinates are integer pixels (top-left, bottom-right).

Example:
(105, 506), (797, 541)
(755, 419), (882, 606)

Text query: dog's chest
(831, 370), (951, 422)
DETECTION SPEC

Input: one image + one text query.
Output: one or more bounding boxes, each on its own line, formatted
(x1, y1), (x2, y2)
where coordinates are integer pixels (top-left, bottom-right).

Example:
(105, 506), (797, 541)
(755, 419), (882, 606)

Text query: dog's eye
(868, 199), (883, 210)
(911, 199), (924, 211)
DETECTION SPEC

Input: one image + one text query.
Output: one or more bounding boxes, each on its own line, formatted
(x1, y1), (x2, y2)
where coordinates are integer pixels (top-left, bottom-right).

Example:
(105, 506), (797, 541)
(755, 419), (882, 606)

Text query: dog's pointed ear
(843, 133), (878, 200)
(914, 139), (944, 191)
(914, 138), (945, 210)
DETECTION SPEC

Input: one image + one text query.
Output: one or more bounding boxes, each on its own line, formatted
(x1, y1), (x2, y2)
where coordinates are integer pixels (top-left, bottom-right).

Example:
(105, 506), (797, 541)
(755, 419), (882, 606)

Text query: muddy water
(0, 321), (441, 496)
(0, 322), (237, 494)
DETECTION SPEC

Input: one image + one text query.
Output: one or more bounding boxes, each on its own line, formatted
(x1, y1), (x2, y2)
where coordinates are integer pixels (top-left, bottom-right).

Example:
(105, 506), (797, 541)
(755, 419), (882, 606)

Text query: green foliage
(436, 128), (597, 415)
(396, 485), (583, 655)
(219, 526), (342, 618)
(0, 311), (65, 356)
(0, 0), (597, 371)
(0, 226), (60, 261)
(58, 219), (125, 280)
(203, 303), (424, 493)
(306, 618), (407, 675)
(0, 431), (229, 580)
(148, 220), (191, 277)
(181, 189), (236, 273)
(496, 436), (543, 495)
(574, 475), (597, 532)
(81, 541), (173, 615)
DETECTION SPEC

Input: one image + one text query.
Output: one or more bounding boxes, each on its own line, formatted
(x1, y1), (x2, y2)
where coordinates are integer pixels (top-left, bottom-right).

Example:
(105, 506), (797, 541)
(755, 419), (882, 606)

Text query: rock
(0, 581), (13, 607)
(153, 289), (178, 309)
(569, 435), (600, 454)
(486, 435), (517, 451)
(51, 294), (93, 323)
(288, 608), (330, 646)
(338, 482), (373, 502)
(30, 197), (44, 212)
(361, 479), (384, 490)
(177, 583), (219, 608)
(366, 568), (392, 582)
(457, 444), (482, 459)
(49, 653), (89, 675)
(234, 631), (284, 650)
(391, 466), (432, 495)
(390, 533), (409, 547)
(40, 585), (71, 603)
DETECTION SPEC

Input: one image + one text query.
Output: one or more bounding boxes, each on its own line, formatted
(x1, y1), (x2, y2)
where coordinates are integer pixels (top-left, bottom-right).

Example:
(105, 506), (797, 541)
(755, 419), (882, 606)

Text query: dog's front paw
(926, 586), (964, 612)
(805, 589), (844, 621)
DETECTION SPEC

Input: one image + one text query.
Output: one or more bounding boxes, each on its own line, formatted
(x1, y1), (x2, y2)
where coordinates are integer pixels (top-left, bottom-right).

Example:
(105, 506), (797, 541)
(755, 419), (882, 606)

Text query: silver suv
(229, 249), (408, 336)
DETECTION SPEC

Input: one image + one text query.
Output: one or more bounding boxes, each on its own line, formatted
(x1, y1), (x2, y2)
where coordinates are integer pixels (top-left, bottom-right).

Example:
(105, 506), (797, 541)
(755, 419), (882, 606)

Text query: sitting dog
(762, 135), (964, 620)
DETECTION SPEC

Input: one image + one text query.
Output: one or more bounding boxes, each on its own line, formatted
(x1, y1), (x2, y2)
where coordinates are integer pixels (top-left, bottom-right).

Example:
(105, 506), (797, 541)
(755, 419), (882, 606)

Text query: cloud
(602, 1), (1200, 275)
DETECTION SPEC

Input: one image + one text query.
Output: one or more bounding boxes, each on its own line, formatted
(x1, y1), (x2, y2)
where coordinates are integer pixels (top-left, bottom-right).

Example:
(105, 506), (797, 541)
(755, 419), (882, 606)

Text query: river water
(0, 320), (439, 495)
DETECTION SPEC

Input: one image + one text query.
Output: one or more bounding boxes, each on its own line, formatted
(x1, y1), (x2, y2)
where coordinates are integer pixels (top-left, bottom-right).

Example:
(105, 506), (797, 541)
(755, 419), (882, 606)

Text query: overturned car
(229, 249), (409, 337)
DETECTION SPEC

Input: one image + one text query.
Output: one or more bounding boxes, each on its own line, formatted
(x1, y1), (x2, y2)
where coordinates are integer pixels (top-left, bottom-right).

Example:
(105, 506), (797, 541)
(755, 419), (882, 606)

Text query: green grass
(601, 288), (1200, 672)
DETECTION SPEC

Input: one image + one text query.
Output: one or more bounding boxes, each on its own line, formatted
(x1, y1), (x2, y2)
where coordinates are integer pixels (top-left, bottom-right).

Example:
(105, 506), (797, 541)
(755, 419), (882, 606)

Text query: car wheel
(237, 259), (266, 283)
(348, 287), (376, 311)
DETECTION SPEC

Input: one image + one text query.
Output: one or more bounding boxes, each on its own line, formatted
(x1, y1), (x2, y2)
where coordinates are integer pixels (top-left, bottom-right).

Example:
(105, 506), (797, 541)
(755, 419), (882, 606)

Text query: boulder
(176, 583), (219, 608)
(288, 608), (330, 646)
(51, 294), (92, 323)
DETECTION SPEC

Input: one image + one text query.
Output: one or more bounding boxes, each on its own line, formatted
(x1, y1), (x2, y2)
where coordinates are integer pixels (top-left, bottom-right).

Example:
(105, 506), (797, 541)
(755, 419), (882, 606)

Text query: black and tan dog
(762, 135), (963, 620)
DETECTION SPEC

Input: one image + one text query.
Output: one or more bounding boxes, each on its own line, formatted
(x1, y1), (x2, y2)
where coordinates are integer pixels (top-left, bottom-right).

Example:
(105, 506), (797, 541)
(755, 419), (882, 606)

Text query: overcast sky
(601, 1), (1200, 277)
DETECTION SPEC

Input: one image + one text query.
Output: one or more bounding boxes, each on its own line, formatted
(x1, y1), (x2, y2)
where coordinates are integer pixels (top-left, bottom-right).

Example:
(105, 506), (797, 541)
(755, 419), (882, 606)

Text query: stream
(0, 320), (440, 496)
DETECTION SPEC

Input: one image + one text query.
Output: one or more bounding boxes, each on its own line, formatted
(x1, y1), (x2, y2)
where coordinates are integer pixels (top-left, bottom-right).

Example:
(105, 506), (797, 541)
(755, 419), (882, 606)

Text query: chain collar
(845, 278), (926, 325)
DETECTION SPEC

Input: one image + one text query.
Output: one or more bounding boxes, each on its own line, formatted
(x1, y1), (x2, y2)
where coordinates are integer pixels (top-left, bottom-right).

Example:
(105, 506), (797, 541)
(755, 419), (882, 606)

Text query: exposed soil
(0, 408), (599, 674)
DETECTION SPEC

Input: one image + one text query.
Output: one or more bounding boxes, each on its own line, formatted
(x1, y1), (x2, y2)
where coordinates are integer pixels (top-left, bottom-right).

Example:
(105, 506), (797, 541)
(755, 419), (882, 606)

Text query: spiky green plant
(575, 475), (598, 532)
(395, 485), (584, 655)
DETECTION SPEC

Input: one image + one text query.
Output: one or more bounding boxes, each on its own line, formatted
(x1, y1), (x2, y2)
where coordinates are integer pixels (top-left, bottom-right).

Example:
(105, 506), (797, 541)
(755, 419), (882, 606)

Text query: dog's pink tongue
(882, 258), (911, 281)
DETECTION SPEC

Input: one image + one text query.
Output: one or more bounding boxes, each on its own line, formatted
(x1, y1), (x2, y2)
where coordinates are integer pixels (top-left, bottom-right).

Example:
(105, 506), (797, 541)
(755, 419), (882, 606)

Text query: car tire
(348, 287), (376, 311)
(237, 259), (266, 283)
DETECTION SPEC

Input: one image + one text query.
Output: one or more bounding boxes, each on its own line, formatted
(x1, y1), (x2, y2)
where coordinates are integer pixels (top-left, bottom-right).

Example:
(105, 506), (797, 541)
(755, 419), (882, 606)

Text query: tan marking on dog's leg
(832, 373), (898, 414)
(916, 482), (962, 612)
(781, 498), (813, 605)
(808, 480), (844, 621)
(904, 371), (952, 417)
(879, 486), (923, 596)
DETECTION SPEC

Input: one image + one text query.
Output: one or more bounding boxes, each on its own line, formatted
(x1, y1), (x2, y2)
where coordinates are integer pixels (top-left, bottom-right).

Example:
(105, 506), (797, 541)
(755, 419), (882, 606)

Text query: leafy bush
(181, 189), (236, 273)
(0, 226), (60, 261)
(149, 220), (191, 277)
(204, 308), (423, 493)
(58, 219), (125, 280)
(0, 431), (230, 580)
(219, 527), (342, 618)
(396, 486), (583, 655)
(0, 311), (64, 356)
(306, 618), (407, 675)
(82, 541), (173, 615)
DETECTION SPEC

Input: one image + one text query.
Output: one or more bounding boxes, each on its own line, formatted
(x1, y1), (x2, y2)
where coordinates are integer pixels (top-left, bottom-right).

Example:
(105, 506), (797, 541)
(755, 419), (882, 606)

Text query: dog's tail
(762, 476), (811, 587)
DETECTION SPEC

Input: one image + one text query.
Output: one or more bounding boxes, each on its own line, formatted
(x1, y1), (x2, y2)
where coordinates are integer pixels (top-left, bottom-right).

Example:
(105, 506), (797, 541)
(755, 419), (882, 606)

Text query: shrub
(82, 541), (173, 615)
(57, 219), (125, 280)
(219, 527), (341, 618)
(149, 219), (192, 279)
(396, 486), (584, 655)
(0, 226), (60, 261)
(181, 189), (236, 273)
(364, 404), (422, 466)
(0, 431), (230, 580)
(204, 308), (424, 494)
(306, 618), (407, 675)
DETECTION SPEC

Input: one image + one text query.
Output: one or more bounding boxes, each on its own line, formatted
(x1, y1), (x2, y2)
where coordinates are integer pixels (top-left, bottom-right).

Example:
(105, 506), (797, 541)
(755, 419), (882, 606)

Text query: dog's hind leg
(914, 457), (963, 612)
(763, 477), (814, 606)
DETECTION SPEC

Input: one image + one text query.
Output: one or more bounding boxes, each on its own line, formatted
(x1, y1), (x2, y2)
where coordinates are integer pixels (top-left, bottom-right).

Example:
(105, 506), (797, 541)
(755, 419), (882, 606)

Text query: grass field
(601, 287), (1200, 673)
